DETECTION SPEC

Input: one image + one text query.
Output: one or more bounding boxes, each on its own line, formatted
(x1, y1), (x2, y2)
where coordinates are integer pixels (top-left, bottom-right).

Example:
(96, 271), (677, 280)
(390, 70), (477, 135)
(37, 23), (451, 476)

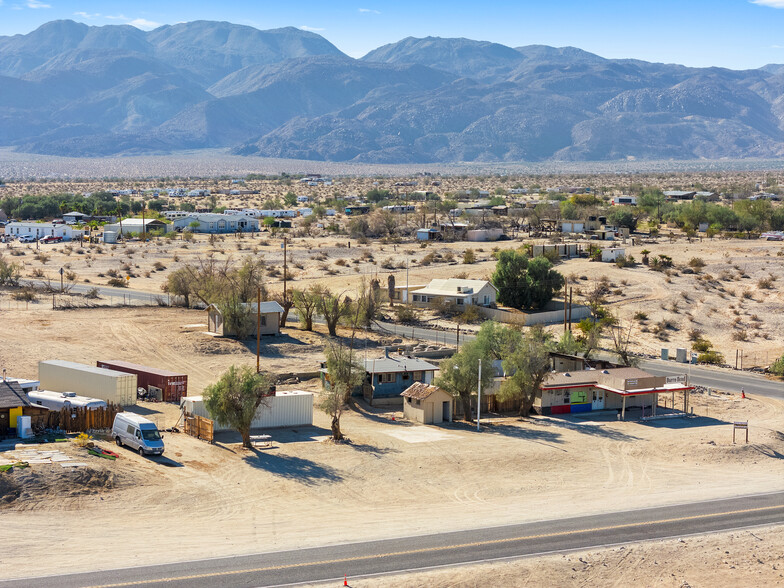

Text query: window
(412, 371), (423, 381)
(377, 373), (395, 384)
(261, 315), (267, 326)
(402, 372), (410, 380)
(457, 299), (464, 305)
(413, 295), (420, 302)
(126, 425), (135, 435)
(414, 398), (421, 406)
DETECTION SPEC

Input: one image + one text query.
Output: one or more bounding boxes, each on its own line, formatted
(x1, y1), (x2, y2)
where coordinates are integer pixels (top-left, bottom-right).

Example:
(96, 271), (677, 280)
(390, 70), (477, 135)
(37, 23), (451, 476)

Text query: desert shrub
(459, 305), (482, 324)
(463, 249), (476, 264)
(771, 355), (784, 376)
(614, 254), (636, 268)
(107, 277), (128, 288)
(31, 268), (45, 278)
(732, 330), (748, 341)
(698, 350), (724, 365)
(334, 258), (347, 267)
(395, 305), (418, 324)
(688, 328), (703, 341)
(633, 311), (648, 321)
(758, 277), (774, 289)
(688, 257), (706, 270)
(65, 271), (77, 281)
(84, 288), (101, 299)
(692, 338), (713, 353)
(741, 290), (753, 300)
(443, 251), (455, 263)
(420, 252), (437, 266)
(153, 261), (166, 271)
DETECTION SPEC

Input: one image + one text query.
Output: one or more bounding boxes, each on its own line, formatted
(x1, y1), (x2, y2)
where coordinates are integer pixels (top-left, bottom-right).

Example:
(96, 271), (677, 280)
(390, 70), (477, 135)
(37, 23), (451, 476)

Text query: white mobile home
(183, 390), (313, 431)
(28, 390), (107, 411)
(5, 222), (87, 241)
(172, 214), (259, 233)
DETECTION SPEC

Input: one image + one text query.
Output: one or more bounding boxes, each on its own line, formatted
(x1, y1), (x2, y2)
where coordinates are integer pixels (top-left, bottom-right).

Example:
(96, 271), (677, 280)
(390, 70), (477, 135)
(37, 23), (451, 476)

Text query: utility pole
(282, 236), (288, 301)
(477, 358), (482, 431)
(256, 286), (261, 373)
(456, 322), (460, 352)
(568, 287), (573, 331)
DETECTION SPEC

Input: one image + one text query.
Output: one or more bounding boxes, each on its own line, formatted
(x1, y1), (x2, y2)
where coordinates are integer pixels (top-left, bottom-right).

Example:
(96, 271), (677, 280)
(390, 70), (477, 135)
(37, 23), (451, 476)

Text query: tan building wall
(402, 390), (453, 424)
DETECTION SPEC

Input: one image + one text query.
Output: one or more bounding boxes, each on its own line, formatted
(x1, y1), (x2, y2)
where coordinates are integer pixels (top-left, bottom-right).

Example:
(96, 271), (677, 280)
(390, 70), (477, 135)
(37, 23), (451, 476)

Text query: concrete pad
(383, 427), (457, 444)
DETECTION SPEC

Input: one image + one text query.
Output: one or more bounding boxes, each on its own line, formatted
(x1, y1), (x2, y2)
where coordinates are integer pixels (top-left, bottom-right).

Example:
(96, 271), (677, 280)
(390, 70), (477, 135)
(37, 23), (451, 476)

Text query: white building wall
(5, 223), (86, 241)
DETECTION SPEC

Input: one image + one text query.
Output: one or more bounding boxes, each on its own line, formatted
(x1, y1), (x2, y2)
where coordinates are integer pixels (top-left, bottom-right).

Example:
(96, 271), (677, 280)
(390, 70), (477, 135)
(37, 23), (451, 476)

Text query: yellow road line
(86, 503), (784, 587)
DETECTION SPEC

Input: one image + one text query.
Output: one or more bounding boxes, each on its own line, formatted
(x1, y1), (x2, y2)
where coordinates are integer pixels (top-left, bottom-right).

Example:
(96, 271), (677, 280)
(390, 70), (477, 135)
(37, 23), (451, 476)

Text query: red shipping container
(96, 360), (187, 403)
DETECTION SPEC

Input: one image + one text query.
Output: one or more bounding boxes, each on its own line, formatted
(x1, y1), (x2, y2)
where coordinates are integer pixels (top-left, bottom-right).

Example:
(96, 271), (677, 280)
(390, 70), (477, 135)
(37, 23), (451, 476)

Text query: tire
(115, 437), (122, 447)
(138, 446), (145, 456)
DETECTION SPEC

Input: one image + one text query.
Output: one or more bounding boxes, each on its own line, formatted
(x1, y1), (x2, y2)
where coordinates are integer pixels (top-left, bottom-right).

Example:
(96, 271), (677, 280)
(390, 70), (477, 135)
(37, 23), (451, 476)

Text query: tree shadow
(242, 449), (343, 485)
(638, 414), (731, 429)
(446, 419), (566, 447)
(344, 440), (400, 457)
(351, 399), (416, 428)
(538, 416), (642, 442)
(751, 445), (784, 460)
(214, 425), (332, 445)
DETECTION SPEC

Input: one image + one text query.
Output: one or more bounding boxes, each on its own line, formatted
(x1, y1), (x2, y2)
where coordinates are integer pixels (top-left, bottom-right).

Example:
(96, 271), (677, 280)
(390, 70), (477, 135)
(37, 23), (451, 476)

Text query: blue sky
(2, 0), (784, 69)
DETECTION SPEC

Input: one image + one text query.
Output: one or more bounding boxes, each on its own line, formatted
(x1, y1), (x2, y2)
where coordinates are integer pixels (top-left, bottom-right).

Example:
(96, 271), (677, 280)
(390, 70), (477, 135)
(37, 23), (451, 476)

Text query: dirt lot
(3, 229), (784, 365)
(2, 371), (784, 580)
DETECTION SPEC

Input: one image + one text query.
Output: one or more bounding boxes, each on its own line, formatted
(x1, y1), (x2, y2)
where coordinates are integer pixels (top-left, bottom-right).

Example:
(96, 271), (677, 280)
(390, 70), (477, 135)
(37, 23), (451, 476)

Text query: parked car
(39, 235), (63, 244)
(18, 235), (36, 243)
(112, 413), (165, 456)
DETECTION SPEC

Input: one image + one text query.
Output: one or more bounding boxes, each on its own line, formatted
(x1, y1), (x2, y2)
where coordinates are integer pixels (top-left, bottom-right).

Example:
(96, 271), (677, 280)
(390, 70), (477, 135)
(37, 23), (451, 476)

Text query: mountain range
(2, 19), (784, 163)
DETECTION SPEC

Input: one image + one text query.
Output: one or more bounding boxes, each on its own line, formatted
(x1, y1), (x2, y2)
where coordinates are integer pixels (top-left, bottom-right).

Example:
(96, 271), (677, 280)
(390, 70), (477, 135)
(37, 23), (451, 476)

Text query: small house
(206, 301), (284, 337)
(62, 211), (90, 224)
(5, 222), (87, 242)
(172, 214), (258, 233)
(401, 382), (453, 424)
(411, 279), (497, 308)
(363, 353), (438, 406)
(103, 218), (169, 237)
(416, 227), (442, 241)
(0, 379), (49, 438)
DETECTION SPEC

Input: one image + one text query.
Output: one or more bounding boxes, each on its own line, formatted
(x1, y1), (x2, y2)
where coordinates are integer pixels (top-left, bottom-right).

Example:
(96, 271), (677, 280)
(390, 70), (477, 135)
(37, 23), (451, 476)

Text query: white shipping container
(183, 391), (313, 431)
(38, 360), (137, 406)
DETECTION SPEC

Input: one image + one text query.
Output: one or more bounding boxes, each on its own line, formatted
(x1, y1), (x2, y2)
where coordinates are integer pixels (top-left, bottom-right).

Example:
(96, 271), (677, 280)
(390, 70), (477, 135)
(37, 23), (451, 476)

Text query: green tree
(162, 267), (194, 306)
(315, 286), (351, 337)
(435, 340), (493, 422)
(491, 250), (565, 310)
(292, 286), (319, 331)
(284, 192), (297, 207)
(474, 320), (522, 361)
(322, 341), (365, 440)
(498, 326), (553, 416)
(204, 366), (271, 449)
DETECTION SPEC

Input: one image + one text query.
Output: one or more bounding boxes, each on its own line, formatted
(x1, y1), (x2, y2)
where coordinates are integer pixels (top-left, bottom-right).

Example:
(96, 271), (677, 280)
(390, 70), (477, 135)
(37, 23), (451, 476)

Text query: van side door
(126, 424), (138, 449)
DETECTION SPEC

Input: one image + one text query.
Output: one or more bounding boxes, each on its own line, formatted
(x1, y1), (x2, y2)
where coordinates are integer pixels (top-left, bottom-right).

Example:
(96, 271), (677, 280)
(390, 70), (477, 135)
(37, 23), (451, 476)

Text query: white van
(112, 413), (164, 456)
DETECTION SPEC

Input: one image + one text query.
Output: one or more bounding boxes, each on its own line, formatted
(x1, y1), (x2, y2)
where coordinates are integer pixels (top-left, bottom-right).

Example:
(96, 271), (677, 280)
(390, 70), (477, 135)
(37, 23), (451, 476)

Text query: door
(442, 401), (450, 422)
(424, 402), (433, 424)
(592, 390), (605, 410)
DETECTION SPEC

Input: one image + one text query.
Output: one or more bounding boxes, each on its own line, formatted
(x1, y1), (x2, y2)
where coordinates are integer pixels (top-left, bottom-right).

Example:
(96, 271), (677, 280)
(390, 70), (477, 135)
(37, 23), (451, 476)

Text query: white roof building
(411, 278), (498, 307)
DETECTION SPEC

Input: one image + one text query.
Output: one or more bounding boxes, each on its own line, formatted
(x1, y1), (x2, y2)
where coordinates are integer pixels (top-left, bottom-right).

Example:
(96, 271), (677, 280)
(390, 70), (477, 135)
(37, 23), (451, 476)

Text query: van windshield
(141, 428), (161, 442)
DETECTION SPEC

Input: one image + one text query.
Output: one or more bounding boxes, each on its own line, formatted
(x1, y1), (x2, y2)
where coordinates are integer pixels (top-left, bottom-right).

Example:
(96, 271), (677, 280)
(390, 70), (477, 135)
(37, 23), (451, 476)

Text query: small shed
(401, 382), (453, 424)
(0, 379), (48, 437)
(601, 247), (626, 262)
(206, 301), (284, 337)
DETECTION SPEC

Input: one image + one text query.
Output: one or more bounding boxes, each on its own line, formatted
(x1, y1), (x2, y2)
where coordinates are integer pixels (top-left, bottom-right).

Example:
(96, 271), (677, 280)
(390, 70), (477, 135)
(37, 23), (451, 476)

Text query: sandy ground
(314, 525), (784, 587)
(2, 373), (784, 580)
(3, 231), (782, 365)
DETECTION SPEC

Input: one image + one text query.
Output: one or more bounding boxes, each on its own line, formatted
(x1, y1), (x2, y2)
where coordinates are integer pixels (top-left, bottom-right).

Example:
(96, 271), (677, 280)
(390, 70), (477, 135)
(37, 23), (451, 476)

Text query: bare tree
(316, 286), (352, 336)
(609, 320), (637, 367)
(292, 286), (318, 331)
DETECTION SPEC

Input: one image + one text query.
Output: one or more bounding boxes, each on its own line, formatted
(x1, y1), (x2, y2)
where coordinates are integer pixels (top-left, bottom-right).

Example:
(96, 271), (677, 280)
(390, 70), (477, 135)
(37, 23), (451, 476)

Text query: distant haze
(3, 20), (784, 164)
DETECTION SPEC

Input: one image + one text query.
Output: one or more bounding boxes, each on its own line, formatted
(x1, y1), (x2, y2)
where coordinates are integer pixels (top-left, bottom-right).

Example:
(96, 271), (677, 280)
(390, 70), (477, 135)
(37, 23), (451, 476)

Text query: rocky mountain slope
(3, 20), (784, 162)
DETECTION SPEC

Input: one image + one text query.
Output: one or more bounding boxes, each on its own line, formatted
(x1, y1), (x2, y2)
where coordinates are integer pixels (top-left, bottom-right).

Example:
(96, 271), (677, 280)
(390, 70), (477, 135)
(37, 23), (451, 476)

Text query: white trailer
(183, 390), (313, 431)
(38, 360), (137, 406)
(28, 390), (108, 410)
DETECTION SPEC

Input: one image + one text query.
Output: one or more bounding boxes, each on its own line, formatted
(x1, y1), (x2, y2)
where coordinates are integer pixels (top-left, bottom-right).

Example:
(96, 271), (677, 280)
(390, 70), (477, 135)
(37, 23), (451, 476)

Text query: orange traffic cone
(391, 416), (395, 421)
(742, 391), (746, 399)
(344, 575), (348, 586)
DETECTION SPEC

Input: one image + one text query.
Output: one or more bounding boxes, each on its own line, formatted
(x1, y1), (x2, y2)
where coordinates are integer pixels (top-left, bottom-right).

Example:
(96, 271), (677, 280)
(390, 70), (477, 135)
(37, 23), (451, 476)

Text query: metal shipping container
(38, 360), (137, 406)
(183, 390), (313, 432)
(96, 360), (187, 403)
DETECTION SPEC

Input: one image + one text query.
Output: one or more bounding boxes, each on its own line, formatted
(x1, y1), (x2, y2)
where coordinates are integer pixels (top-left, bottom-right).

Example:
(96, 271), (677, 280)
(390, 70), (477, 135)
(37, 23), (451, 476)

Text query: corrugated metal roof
(400, 382), (445, 400)
(543, 367), (660, 388)
(39, 360), (134, 379)
(411, 278), (497, 297)
(97, 360), (185, 378)
(364, 355), (438, 373)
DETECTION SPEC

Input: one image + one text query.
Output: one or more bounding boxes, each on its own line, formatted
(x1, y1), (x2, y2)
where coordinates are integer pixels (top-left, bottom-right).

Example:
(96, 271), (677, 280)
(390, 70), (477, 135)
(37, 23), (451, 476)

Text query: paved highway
(4, 491), (784, 588)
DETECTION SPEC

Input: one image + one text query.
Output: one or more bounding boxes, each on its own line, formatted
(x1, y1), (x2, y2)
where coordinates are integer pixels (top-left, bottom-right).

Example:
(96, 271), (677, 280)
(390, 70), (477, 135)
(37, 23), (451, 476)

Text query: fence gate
(185, 415), (214, 443)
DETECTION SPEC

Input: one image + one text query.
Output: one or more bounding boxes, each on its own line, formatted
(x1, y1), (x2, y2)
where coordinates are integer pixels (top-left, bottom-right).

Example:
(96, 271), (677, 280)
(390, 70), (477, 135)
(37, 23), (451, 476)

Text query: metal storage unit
(38, 360), (137, 406)
(96, 360), (187, 403)
(183, 391), (313, 431)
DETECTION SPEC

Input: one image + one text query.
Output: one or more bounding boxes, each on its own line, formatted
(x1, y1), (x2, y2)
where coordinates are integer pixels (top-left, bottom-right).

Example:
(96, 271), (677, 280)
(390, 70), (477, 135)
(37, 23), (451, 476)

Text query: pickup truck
(39, 235), (63, 244)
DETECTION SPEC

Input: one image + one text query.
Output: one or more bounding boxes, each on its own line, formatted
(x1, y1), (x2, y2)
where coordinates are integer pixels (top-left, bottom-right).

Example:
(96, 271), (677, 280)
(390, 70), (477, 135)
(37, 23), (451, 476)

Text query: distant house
(296, 195), (309, 203)
(411, 278), (497, 308)
(172, 213), (259, 233)
(103, 218), (169, 237)
(601, 247), (626, 262)
(401, 382), (453, 424)
(611, 196), (637, 206)
(5, 222), (87, 242)
(62, 211), (90, 224)
(416, 227), (442, 241)
(664, 191), (696, 202)
(345, 205), (370, 216)
(206, 301), (284, 337)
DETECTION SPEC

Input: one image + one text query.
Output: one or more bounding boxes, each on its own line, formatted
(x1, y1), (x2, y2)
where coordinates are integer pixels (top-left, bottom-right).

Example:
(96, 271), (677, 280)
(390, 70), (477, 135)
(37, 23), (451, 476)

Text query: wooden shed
(401, 382), (453, 425)
(206, 301), (284, 338)
(0, 379), (48, 437)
